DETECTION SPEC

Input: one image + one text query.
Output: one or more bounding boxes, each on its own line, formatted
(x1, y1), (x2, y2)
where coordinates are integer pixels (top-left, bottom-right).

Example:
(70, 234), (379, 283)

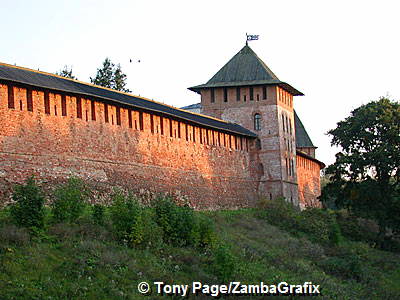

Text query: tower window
(236, 87), (240, 101)
(262, 86), (267, 99)
(250, 87), (254, 100)
(210, 89), (215, 103)
(243, 95), (246, 102)
(223, 88), (228, 102)
(254, 113), (261, 131)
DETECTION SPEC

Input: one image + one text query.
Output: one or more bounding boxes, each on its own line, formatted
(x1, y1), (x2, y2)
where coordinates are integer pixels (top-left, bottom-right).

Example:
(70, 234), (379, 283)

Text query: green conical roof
(294, 110), (316, 148)
(189, 45), (303, 96)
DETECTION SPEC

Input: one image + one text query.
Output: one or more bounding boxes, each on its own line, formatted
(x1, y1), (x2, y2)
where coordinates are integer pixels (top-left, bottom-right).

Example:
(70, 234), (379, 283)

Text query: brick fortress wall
(296, 153), (322, 208)
(0, 82), (258, 209)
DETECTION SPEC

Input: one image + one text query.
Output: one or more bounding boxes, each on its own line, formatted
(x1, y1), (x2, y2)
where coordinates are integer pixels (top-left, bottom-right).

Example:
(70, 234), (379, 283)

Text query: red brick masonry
(0, 83), (258, 209)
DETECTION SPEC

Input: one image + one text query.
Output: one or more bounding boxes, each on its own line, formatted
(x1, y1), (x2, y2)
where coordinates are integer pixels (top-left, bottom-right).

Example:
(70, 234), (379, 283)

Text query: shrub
(154, 196), (197, 246)
(334, 210), (377, 244)
(10, 176), (45, 229)
(194, 213), (217, 248)
(259, 197), (300, 231)
(298, 208), (343, 246)
(109, 191), (141, 241)
(92, 204), (105, 225)
(52, 177), (89, 223)
(110, 191), (162, 248)
(211, 243), (237, 282)
(129, 208), (163, 249)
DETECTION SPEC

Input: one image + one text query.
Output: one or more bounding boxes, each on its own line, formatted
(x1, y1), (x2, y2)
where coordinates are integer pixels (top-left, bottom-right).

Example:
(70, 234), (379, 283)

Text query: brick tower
(189, 44), (303, 204)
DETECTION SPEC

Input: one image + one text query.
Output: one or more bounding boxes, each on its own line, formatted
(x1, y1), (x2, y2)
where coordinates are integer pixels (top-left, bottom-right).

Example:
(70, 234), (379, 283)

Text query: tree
(56, 65), (77, 80)
(90, 58), (131, 92)
(321, 98), (400, 243)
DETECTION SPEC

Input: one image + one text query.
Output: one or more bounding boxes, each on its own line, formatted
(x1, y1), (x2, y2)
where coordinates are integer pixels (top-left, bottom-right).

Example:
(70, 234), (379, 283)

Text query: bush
(92, 204), (105, 225)
(154, 196), (197, 246)
(194, 213), (217, 248)
(258, 197), (300, 231)
(211, 243), (237, 282)
(52, 177), (89, 223)
(10, 176), (45, 229)
(110, 191), (162, 248)
(320, 255), (362, 280)
(334, 211), (377, 244)
(298, 208), (343, 246)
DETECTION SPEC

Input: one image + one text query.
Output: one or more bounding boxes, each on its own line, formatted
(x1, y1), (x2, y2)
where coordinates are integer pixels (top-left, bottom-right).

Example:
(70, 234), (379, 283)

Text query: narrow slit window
(169, 119), (173, 137)
(139, 111), (144, 130)
(185, 124), (188, 141)
(223, 88), (228, 102)
(61, 95), (67, 116)
(177, 122), (181, 138)
(262, 86), (267, 99)
(218, 132), (221, 146)
(44, 91), (50, 114)
(210, 89), (215, 103)
(193, 126), (196, 143)
(160, 116), (164, 135)
(150, 114), (154, 133)
(104, 103), (109, 123)
(91, 100), (96, 121)
(19, 100), (23, 110)
(243, 95), (246, 102)
(236, 87), (240, 101)
(26, 89), (33, 112)
(116, 107), (121, 125)
(8, 86), (15, 109)
(76, 97), (82, 118)
(54, 105), (57, 116)
(199, 128), (203, 144)
(128, 110), (133, 128)
(250, 87), (254, 100)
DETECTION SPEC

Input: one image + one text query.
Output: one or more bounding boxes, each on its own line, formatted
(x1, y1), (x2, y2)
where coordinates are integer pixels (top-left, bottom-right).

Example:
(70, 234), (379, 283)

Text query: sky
(1, 0), (400, 166)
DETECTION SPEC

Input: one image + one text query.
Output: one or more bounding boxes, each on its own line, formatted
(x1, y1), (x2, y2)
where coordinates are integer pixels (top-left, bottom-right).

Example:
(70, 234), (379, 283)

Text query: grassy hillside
(0, 209), (399, 299)
(0, 179), (399, 299)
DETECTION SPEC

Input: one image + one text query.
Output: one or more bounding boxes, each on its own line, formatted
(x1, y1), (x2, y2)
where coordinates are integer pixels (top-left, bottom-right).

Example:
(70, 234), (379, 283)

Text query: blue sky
(2, 0), (400, 166)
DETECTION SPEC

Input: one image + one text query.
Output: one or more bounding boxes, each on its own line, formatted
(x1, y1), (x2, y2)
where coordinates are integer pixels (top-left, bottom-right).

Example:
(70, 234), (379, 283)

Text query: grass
(0, 207), (399, 299)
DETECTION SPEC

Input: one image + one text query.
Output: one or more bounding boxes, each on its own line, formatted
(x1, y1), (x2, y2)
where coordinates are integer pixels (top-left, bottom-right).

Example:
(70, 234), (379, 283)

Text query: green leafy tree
(56, 65), (77, 80)
(90, 58), (131, 92)
(321, 98), (400, 243)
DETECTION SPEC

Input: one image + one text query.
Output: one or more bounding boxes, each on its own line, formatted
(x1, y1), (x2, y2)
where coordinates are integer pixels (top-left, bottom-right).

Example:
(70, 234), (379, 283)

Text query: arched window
(254, 113), (261, 131)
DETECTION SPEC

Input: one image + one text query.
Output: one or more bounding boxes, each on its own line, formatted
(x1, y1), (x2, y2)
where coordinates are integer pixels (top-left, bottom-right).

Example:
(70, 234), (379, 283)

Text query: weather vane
(246, 33), (259, 45)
